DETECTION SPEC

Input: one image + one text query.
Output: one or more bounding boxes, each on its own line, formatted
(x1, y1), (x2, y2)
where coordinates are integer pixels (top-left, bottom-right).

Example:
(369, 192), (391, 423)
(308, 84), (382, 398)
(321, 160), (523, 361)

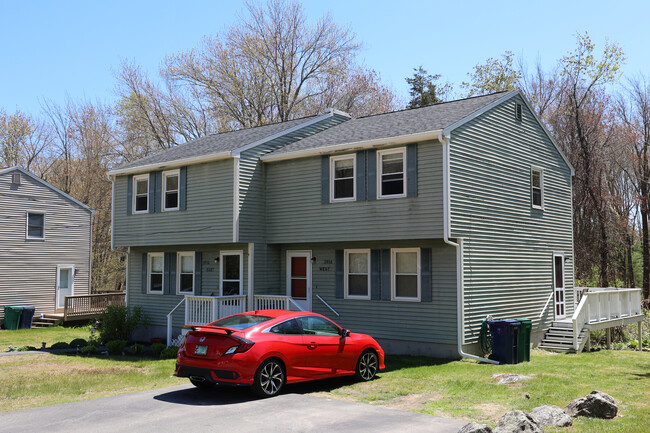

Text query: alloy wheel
(259, 361), (284, 395)
(358, 352), (378, 380)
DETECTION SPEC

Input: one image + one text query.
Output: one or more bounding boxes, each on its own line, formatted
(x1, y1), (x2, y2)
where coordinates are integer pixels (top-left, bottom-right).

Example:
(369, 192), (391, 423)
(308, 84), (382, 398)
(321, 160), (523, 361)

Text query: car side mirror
(340, 328), (350, 337)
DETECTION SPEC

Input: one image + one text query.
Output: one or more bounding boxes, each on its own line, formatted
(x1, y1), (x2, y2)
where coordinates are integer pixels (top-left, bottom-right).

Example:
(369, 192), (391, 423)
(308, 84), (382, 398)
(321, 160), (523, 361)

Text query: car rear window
(210, 314), (273, 330)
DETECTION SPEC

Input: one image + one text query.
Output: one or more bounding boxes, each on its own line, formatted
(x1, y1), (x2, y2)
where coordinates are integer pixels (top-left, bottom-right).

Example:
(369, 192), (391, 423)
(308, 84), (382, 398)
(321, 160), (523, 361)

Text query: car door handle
(307, 342), (317, 349)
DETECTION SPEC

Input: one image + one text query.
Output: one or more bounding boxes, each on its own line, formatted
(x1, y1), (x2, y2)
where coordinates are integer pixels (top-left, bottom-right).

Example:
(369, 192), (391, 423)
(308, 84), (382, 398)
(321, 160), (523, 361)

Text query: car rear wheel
(190, 377), (215, 389)
(252, 358), (285, 397)
(355, 350), (378, 381)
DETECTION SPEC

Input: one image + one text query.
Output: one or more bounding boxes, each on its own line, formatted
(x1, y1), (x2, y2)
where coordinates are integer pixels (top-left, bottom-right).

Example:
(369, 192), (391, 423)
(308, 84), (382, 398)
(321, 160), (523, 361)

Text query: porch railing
(254, 295), (290, 310)
(184, 295), (247, 326)
(63, 293), (126, 321)
(572, 287), (643, 350)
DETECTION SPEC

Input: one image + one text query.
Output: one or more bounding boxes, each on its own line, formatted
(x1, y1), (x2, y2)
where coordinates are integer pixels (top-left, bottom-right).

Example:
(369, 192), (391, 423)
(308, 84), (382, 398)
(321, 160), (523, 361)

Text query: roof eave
(107, 152), (232, 177)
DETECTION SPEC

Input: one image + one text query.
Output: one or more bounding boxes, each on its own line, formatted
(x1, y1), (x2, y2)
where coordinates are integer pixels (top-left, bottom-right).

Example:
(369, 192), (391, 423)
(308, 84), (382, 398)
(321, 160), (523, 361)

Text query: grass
(0, 326), (92, 350)
(307, 349), (650, 433)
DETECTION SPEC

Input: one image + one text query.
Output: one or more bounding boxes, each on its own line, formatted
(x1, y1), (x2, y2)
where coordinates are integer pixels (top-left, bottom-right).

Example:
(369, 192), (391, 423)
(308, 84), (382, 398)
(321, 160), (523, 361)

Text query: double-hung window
(177, 252), (195, 294)
(26, 212), (45, 239)
(391, 248), (420, 301)
(531, 167), (543, 209)
(148, 253), (164, 294)
(220, 251), (242, 296)
(163, 170), (180, 211)
(133, 174), (149, 213)
(344, 249), (370, 299)
(330, 154), (355, 201)
(378, 148), (406, 198)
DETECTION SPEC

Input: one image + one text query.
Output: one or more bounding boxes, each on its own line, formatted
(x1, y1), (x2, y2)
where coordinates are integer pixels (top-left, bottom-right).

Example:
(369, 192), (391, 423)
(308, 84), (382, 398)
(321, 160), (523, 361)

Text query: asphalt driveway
(0, 384), (466, 432)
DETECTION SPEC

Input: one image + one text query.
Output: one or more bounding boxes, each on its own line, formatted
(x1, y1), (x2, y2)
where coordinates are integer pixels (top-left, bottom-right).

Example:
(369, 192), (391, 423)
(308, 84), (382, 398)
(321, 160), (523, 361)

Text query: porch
(33, 293), (126, 327)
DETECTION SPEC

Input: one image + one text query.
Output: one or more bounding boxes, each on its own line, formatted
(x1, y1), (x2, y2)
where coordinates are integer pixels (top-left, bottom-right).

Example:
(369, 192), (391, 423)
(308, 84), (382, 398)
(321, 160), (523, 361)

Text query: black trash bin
(19, 306), (36, 329)
(488, 319), (521, 364)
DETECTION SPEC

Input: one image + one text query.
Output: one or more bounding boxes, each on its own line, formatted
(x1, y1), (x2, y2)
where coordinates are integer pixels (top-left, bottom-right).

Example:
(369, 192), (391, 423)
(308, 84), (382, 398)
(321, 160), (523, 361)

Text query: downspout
(440, 132), (499, 365)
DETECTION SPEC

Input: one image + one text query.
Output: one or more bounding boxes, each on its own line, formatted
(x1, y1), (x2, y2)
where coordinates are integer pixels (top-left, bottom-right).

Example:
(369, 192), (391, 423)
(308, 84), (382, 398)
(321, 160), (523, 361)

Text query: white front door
(287, 251), (311, 311)
(553, 254), (566, 319)
(57, 265), (74, 309)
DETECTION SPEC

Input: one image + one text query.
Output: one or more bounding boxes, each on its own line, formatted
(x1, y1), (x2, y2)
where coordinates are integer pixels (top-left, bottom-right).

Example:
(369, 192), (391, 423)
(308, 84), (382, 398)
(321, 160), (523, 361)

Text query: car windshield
(209, 314), (273, 330)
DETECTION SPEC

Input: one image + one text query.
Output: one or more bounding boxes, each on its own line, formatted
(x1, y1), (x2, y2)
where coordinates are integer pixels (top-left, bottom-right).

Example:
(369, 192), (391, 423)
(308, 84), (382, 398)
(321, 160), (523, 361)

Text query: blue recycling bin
(488, 319), (521, 364)
(18, 306), (36, 329)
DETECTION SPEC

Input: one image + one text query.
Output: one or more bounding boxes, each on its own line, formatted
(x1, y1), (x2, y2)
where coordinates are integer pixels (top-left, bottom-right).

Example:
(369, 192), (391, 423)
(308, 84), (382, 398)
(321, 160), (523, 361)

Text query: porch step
(32, 316), (61, 328)
(539, 325), (588, 353)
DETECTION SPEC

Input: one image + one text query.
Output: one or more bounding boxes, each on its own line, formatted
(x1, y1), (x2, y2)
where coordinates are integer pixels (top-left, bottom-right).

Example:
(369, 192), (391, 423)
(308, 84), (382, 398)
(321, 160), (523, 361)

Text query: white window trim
(344, 249), (371, 300)
(133, 174), (149, 214)
(25, 211), (45, 240)
(330, 154), (356, 202)
(391, 247), (421, 302)
(531, 166), (544, 210)
(162, 169), (180, 212)
(377, 147), (407, 199)
(147, 252), (164, 294)
(176, 251), (195, 295)
(220, 250), (243, 296)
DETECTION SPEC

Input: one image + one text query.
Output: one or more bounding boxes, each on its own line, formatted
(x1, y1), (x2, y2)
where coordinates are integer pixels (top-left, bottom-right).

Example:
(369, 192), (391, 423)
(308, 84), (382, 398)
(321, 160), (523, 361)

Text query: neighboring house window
(148, 253), (164, 294)
(26, 212), (45, 239)
(378, 148), (406, 198)
(531, 167), (543, 209)
(163, 170), (180, 211)
(345, 249), (370, 299)
(177, 252), (195, 294)
(220, 251), (243, 296)
(133, 174), (149, 213)
(391, 248), (420, 301)
(330, 154), (356, 201)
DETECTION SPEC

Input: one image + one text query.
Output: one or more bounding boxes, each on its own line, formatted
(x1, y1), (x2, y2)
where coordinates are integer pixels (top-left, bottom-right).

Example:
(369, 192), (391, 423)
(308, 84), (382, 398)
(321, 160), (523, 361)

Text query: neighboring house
(109, 91), (637, 357)
(0, 167), (94, 327)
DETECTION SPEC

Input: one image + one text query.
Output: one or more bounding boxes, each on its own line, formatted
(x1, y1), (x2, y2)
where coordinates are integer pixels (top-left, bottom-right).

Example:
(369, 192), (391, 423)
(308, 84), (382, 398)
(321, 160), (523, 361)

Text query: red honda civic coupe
(174, 310), (385, 397)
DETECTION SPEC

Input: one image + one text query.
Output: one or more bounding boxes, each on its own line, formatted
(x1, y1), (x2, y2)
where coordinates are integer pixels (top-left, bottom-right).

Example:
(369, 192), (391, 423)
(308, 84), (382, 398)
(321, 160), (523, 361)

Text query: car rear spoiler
(183, 325), (237, 335)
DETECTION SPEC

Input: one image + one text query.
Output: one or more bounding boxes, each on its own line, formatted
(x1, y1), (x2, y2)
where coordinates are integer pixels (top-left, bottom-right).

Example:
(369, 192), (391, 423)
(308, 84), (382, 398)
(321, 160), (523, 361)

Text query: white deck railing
(572, 287), (643, 350)
(184, 295), (247, 325)
(254, 295), (290, 310)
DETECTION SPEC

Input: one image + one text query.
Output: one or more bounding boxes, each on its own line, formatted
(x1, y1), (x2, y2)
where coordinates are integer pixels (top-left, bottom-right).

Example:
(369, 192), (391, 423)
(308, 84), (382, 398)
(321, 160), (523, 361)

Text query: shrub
(160, 345), (180, 359)
(50, 342), (70, 350)
(81, 345), (98, 355)
(151, 343), (166, 357)
(129, 343), (144, 355)
(97, 306), (144, 345)
(17, 346), (38, 351)
(106, 340), (128, 355)
(70, 338), (88, 348)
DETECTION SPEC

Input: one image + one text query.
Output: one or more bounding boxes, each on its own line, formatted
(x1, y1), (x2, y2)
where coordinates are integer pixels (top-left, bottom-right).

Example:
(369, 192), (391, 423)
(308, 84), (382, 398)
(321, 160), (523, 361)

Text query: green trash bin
(3, 306), (24, 330)
(515, 318), (532, 362)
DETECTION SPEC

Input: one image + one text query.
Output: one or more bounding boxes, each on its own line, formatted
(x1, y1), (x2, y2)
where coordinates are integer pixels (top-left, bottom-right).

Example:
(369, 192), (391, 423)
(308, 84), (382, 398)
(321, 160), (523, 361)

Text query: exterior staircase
(32, 314), (62, 328)
(539, 321), (588, 353)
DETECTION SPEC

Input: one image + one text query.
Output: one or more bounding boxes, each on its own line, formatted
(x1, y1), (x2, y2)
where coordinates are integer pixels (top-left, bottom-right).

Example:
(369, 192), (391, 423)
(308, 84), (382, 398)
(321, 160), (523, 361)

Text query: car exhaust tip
(189, 376), (206, 382)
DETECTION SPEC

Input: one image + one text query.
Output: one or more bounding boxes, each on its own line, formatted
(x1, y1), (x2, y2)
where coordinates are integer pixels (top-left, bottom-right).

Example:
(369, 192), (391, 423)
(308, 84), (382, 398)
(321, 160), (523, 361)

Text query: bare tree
(0, 109), (50, 171)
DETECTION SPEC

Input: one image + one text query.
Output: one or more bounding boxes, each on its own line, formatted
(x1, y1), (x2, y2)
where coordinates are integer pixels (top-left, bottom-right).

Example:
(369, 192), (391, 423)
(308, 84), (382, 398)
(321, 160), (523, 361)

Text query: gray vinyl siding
(264, 140), (444, 243)
(276, 240), (457, 345)
(0, 171), (92, 323)
(449, 95), (574, 343)
(127, 244), (250, 329)
(113, 160), (234, 247)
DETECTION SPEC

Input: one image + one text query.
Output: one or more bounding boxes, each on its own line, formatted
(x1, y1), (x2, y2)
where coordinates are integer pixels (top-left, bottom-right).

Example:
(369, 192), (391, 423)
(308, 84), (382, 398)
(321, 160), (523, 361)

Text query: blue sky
(1, 1), (648, 115)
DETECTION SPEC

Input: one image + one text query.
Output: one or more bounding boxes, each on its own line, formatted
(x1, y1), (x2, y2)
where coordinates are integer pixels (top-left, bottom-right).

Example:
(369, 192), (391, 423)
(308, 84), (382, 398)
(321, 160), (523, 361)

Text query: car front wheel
(252, 358), (285, 397)
(355, 350), (378, 381)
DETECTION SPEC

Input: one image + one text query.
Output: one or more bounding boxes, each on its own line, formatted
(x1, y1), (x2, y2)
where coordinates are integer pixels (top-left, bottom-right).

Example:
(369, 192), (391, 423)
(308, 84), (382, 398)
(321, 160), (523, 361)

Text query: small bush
(17, 346), (38, 352)
(97, 305), (144, 345)
(129, 343), (144, 355)
(70, 338), (88, 348)
(160, 346), (180, 359)
(151, 343), (166, 357)
(81, 345), (98, 355)
(50, 342), (70, 350)
(106, 340), (128, 355)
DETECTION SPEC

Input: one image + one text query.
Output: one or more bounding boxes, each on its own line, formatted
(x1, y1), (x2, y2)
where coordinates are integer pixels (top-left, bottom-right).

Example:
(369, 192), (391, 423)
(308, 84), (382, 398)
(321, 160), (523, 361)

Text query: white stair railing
(254, 295), (290, 310)
(167, 297), (186, 347)
(184, 295), (247, 326)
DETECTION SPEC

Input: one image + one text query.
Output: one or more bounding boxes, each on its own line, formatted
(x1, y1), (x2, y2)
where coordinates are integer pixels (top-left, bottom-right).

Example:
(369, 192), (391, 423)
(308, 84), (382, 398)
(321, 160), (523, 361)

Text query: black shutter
(141, 253), (147, 294)
(126, 175), (133, 215)
(179, 167), (187, 210)
(169, 252), (177, 294)
(335, 250), (344, 298)
(356, 151), (366, 201)
(421, 248), (432, 302)
(370, 249), (380, 300)
(380, 249), (391, 300)
(406, 143), (418, 197)
(154, 171), (162, 212)
(194, 252), (202, 295)
(367, 150), (377, 200)
(148, 173), (155, 213)
(321, 155), (330, 204)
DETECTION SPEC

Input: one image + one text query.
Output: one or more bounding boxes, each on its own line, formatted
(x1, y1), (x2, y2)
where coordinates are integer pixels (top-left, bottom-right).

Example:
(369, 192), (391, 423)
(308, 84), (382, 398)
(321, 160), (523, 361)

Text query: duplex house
(0, 167), (94, 327)
(109, 90), (581, 357)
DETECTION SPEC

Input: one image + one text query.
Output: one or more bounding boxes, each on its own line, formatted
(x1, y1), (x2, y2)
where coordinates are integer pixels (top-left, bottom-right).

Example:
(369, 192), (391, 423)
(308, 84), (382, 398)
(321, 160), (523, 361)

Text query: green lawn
(0, 326), (91, 350)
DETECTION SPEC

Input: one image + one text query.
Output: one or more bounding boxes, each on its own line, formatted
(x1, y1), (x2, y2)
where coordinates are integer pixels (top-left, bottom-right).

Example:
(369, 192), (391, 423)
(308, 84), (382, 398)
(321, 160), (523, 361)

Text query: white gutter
(262, 130), (443, 162)
(107, 152), (231, 176)
(439, 132), (499, 365)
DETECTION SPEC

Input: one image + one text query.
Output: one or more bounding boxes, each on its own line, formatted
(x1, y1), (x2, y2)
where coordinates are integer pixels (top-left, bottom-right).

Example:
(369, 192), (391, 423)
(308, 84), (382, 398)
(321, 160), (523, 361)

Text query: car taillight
(225, 336), (255, 354)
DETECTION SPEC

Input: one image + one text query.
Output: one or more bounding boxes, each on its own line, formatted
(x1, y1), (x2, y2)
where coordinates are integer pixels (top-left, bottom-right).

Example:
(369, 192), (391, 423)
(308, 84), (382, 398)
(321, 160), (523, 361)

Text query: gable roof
(107, 110), (350, 176)
(0, 167), (94, 213)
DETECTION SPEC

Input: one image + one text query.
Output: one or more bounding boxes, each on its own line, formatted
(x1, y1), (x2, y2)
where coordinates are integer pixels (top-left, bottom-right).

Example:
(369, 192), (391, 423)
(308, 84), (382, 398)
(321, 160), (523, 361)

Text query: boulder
(493, 410), (542, 433)
(490, 374), (533, 385)
(458, 422), (493, 433)
(531, 405), (573, 427)
(565, 390), (617, 419)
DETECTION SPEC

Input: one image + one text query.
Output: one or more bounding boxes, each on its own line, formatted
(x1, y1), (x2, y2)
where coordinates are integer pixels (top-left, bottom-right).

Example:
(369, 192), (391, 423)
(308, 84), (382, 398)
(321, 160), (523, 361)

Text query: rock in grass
(532, 405), (573, 427)
(565, 390), (617, 419)
(458, 422), (493, 433)
(490, 373), (533, 385)
(493, 410), (542, 433)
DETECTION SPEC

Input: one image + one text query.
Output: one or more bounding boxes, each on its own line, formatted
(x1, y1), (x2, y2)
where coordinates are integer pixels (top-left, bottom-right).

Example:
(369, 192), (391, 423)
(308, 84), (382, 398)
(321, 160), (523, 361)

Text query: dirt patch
(475, 403), (509, 421)
(382, 392), (443, 410)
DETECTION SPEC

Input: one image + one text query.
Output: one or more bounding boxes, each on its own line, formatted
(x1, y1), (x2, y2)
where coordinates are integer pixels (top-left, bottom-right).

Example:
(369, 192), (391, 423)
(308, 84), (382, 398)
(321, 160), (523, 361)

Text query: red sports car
(174, 310), (385, 397)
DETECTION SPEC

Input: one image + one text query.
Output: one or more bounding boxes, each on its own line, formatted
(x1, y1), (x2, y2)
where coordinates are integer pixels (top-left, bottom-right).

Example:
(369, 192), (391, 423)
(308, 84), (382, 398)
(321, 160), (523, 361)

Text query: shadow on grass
(49, 350), (175, 363)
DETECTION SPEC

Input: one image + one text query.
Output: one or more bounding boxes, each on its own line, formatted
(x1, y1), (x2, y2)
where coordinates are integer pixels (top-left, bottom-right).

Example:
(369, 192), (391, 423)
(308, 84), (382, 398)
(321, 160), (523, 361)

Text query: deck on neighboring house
(33, 293), (126, 327)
